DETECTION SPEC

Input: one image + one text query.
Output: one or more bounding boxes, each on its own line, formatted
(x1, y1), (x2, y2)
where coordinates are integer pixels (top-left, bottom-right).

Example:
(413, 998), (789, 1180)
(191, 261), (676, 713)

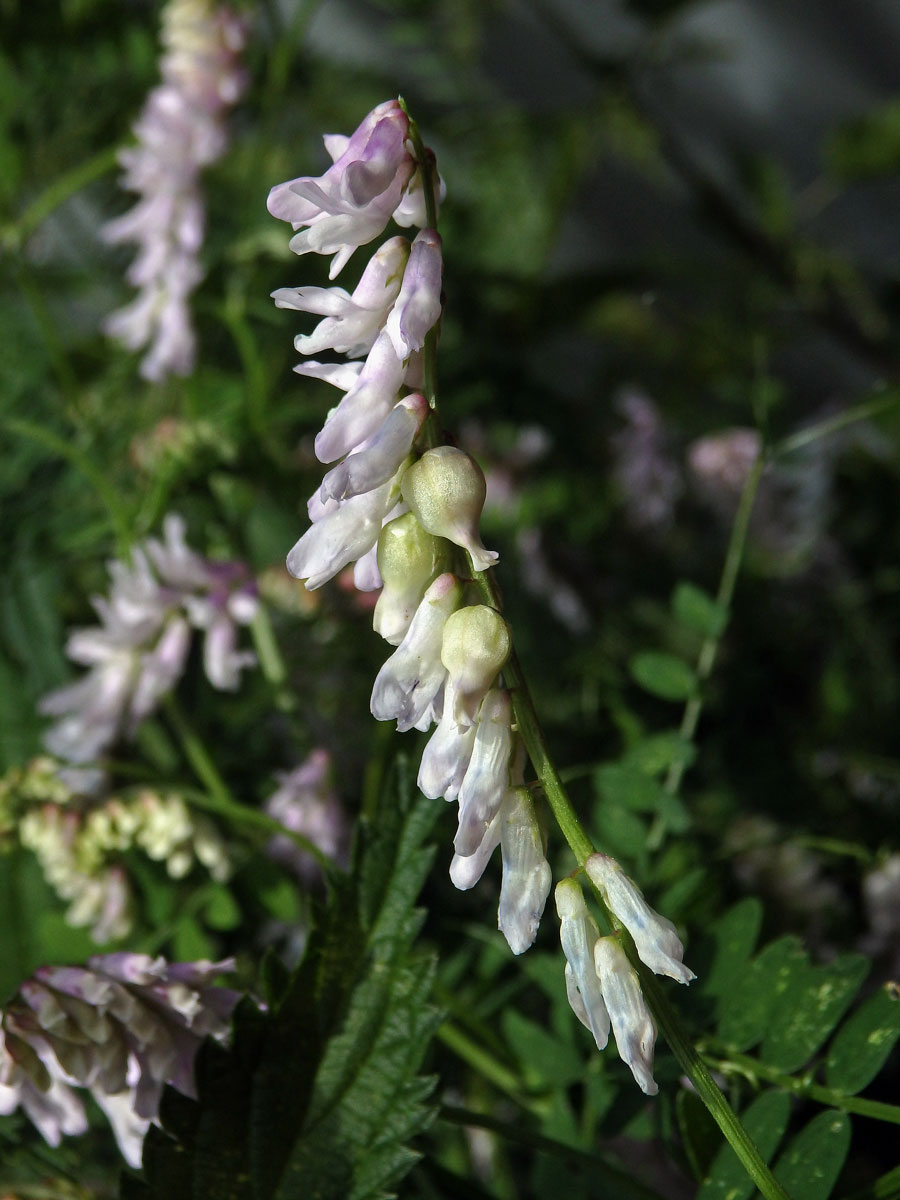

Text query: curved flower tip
(593, 936), (658, 1096)
(585, 853), (695, 985)
(497, 789), (551, 955)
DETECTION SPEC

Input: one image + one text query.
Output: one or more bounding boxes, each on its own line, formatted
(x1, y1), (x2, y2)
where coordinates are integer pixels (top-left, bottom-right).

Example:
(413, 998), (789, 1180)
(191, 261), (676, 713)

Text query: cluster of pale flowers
(102, 0), (246, 381)
(269, 99), (552, 957)
(39, 513), (258, 774)
(1, 759), (230, 942)
(270, 97), (695, 1093)
(0, 953), (239, 1166)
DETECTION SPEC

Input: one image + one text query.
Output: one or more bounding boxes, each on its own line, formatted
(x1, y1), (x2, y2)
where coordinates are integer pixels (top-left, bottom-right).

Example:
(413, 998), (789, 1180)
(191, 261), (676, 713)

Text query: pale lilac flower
(384, 229), (443, 361)
(39, 515), (258, 767)
(497, 788), (551, 955)
(449, 811), (502, 890)
(321, 393), (428, 504)
(593, 937), (659, 1096)
(0, 953), (239, 1166)
(272, 236), (410, 358)
(611, 390), (682, 532)
(286, 470), (406, 589)
(306, 330), (407, 464)
(264, 750), (349, 884)
(555, 879), (609, 1051)
(102, 0), (246, 381)
(417, 696), (478, 802)
(371, 573), (462, 732)
(585, 854), (695, 984)
(267, 99), (416, 279)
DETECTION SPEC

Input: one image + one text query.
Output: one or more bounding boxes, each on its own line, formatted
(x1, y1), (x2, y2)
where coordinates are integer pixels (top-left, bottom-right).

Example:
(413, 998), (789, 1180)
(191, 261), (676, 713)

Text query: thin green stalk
(162, 694), (232, 805)
(840, 1162), (900, 1200)
(439, 1104), (666, 1200)
(660, 448), (767, 804)
(250, 604), (298, 714)
(772, 390), (900, 458)
(2, 145), (119, 251)
(406, 100), (789, 1200)
(704, 1050), (900, 1126)
(437, 1022), (544, 1115)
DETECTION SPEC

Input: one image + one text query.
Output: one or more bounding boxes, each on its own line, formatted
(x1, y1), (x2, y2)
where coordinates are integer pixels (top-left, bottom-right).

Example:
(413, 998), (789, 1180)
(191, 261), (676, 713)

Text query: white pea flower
(371, 572), (461, 731)
(554, 878), (610, 1051)
(372, 508), (449, 645)
(320, 393), (428, 504)
(272, 236), (410, 358)
(417, 693), (478, 802)
(455, 689), (513, 857)
(585, 854), (695, 984)
(497, 788), (551, 955)
(286, 469), (405, 590)
(449, 809), (502, 890)
(593, 936), (659, 1096)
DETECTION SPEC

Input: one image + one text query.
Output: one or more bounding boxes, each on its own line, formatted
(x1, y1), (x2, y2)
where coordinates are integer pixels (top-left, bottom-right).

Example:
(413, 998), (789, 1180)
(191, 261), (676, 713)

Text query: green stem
(660, 448), (766, 805)
(772, 390), (900, 458)
(2, 145), (119, 251)
(840, 1162), (900, 1200)
(249, 604), (297, 713)
(162, 694), (232, 805)
(437, 1022), (543, 1114)
(704, 1050), (900, 1126)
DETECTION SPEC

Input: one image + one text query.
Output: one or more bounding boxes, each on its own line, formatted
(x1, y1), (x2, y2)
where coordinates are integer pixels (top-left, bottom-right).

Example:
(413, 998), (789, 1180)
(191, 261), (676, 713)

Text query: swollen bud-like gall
(400, 446), (499, 572)
(440, 605), (511, 726)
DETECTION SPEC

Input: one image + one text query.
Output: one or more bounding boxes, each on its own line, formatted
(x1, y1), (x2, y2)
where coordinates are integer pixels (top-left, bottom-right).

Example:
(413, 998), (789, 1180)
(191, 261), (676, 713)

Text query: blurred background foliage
(2, 0), (900, 1195)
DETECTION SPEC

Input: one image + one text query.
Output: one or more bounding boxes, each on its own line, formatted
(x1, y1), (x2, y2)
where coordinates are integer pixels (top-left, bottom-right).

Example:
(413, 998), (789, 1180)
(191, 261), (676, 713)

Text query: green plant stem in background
(162, 694), (234, 807)
(841, 1162), (900, 1200)
(772, 388), (900, 458)
(436, 1023), (543, 1114)
(405, 106), (790, 1200)
(439, 1105), (666, 1200)
(704, 1049), (900, 1126)
(1, 145), (118, 252)
(659, 449), (767, 808)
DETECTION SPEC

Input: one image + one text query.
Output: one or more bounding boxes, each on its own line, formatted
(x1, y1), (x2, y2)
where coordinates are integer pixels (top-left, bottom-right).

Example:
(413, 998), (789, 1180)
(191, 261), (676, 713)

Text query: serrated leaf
(672, 582), (728, 638)
(718, 936), (807, 1052)
(761, 954), (869, 1073)
(698, 1090), (791, 1200)
(131, 758), (440, 1200)
(772, 1111), (851, 1200)
(629, 652), (697, 701)
(825, 984), (900, 1095)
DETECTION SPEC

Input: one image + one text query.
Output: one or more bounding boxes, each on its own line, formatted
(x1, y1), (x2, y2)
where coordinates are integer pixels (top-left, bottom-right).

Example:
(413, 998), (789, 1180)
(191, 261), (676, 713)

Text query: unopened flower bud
(440, 605), (511, 726)
(585, 854), (695, 984)
(555, 879), (610, 1051)
(373, 510), (451, 645)
(593, 936), (658, 1096)
(498, 788), (551, 955)
(400, 446), (499, 572)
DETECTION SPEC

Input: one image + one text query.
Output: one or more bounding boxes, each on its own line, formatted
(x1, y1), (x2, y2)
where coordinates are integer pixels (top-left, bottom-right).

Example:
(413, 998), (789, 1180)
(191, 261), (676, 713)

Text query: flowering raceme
(39, 514), (258, 771)
(102, 0), (246, 381)
(0, 953), (239, 1166)
(270, 101), (692, 1092)
(269, 101), (549, 956)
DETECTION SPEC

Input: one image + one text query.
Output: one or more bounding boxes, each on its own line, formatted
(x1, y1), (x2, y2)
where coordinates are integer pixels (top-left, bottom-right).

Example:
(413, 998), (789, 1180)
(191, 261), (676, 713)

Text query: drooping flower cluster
(102, 0), (246, 381)
(0, 953), (239, 1166)
(264, 749), (349, 884)
(555, 855), (695, 1094)
(39, 514), (258, 771)
(269, 100), (551, 954)
(1, 758), (231, 942)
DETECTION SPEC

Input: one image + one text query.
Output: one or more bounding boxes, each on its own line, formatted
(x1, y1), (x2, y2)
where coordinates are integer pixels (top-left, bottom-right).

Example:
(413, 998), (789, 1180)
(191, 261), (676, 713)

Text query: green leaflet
(698, 1089), (791, 1200)
(122, 756), (440, 1200)
(772, 1111), (852, 1200)
(825, 985), (900, 1096)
